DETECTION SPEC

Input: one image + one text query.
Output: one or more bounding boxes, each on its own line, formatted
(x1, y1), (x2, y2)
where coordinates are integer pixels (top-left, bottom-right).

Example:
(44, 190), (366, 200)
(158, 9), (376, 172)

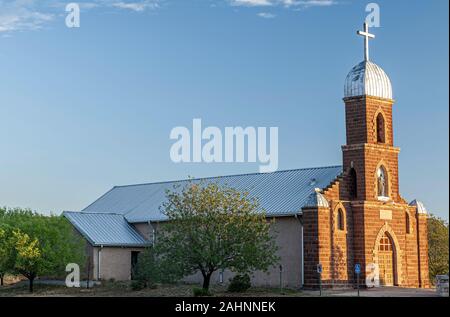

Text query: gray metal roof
(82, 166), (342, 223)
(63, 211), (149, 247)
(344, 61), (393, 99)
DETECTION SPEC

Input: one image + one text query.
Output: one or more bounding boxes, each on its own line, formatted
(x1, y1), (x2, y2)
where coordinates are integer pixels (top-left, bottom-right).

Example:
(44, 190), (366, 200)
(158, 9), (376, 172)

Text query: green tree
(11, 229), (42, 292)
(156, 182), (279, 291)
(0, 225), (15, 286)
(428, 214), (449, 283)
(132, 247), (164, 288)
(0, 208), (86, 292)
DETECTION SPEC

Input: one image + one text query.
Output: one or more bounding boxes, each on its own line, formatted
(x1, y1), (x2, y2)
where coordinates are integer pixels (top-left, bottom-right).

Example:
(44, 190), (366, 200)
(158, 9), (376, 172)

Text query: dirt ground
(0, 276), (441, 297)
(0, 281), (304, 297)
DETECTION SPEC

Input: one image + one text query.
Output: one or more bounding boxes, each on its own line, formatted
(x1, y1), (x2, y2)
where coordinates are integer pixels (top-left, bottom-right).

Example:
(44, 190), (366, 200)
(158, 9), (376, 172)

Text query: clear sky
(0, 0), (448, 220)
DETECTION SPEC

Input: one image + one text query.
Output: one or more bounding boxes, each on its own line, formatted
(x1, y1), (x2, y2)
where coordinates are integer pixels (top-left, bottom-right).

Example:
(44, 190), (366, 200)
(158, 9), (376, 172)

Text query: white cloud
(228, 0), (337, 8)
(284, 0), (337, 8)
(111, 1), (160, 12)
(230, 0), (273, 6)
(0, 0), (162, 33)
(257, 12), (276, 18)
(0, 0), (54, 33)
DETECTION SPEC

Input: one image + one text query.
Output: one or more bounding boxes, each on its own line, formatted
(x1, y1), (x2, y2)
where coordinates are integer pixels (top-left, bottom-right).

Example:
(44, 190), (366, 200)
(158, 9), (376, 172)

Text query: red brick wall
(301, 95), (429, 289)
(417, 213), (430, 287)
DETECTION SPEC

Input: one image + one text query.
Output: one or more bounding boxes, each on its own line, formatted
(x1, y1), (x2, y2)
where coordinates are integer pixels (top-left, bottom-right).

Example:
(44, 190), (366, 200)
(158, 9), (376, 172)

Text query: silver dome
(409, 200), (428, 215)
(344, 60), (393, 99)
(304, 189), (329, 208)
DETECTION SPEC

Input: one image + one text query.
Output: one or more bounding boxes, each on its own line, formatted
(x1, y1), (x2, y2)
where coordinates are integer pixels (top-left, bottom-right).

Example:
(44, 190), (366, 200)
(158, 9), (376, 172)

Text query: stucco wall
(181, 216), (304, 288)
(80, 216), (303, 286)
(91, 247), (144, 281)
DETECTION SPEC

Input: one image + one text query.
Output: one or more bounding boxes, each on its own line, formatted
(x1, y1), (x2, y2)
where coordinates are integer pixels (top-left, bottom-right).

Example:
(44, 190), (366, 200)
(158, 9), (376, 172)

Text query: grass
(0, 278), (306, 297)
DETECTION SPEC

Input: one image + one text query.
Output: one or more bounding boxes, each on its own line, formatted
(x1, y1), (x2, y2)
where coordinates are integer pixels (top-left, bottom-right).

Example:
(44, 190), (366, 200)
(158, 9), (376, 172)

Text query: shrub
(227, 274), (251, 293)
(130, 279), (146, 291)
(132, 247), (161, 288)
(192, 287), (211, 297)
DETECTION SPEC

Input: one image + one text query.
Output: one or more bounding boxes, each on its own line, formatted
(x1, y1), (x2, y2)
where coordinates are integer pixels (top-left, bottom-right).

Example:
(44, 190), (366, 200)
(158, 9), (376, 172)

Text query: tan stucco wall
(182, 216), (304, 288)
(92, 247), (144, 281)
(82, 216), (303, 286)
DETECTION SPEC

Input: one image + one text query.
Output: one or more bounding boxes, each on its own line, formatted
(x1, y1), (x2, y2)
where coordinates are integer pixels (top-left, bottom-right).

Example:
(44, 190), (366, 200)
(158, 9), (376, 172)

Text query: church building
(64, 23), (430, 289)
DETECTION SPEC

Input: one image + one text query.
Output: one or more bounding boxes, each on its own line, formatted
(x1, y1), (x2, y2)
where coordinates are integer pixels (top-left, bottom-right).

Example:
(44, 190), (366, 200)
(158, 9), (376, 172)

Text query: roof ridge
(113, 165), (343, 189)
(64, 210), (124, 216)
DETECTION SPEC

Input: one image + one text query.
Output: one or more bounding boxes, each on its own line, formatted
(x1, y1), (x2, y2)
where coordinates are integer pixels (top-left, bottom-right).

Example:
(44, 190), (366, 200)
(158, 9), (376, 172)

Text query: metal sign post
(317, 263), (323, 297)
(279, 265), (283, 294)
(355, 264), (361, 297)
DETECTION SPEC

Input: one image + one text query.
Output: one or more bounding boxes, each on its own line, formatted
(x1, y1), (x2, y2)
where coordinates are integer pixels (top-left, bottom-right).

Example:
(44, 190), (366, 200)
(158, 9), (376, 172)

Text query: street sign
(355, 263), (361, 297)
(317, 263), (323, 274)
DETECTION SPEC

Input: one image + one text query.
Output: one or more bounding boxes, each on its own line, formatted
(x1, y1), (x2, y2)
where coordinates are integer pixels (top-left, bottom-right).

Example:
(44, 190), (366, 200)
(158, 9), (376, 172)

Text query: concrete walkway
(15, 279), (101, 288)
(316, 287), (442, 297)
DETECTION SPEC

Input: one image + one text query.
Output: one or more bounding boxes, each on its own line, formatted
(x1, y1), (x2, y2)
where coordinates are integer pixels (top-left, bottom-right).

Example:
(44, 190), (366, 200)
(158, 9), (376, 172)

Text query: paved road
(313, 287), (444, 297)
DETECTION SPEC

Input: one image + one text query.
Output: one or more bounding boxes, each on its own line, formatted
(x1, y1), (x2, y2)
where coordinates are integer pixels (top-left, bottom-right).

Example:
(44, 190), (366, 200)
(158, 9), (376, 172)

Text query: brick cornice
(342, 95), (395, 105)
(350, 200), (410, 210)
(342, 143), (401, 153)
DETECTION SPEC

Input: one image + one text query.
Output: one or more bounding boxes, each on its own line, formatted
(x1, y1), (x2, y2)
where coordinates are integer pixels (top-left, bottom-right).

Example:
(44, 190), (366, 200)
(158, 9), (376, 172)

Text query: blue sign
(355, 263), (361, 274)
(317, 263), (323, 274)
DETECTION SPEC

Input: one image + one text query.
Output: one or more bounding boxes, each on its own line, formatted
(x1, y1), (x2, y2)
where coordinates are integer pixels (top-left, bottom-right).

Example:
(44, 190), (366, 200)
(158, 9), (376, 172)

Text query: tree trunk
(202, 272), (212, 291)
(29, 276), (35, 293)
(0, 274), (3, 286)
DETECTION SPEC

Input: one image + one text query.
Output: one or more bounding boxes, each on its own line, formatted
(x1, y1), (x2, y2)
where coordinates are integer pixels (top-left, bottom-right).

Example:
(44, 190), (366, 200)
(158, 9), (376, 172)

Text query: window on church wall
(377, 166), (389, 199)
(349, 168), (357, 199)
(376, 113), (386, 143)
(378, 233), (393, 251)
(406, 212), (411, 234)
(337, 209), (345, 231)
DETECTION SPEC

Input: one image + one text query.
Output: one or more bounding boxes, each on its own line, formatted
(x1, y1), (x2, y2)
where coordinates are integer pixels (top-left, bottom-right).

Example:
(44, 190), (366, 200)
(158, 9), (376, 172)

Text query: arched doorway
(377, 232), (395, 286)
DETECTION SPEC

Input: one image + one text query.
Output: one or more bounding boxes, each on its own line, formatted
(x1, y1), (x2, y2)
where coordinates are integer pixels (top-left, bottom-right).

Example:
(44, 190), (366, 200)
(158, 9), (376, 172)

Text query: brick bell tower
(340, 23), (430, 288)
(302, 22), (429, 289)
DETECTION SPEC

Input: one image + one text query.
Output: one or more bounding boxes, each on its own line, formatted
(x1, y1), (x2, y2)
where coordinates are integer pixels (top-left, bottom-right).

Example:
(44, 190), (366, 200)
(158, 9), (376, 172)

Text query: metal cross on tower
(357, 22), (375, 61)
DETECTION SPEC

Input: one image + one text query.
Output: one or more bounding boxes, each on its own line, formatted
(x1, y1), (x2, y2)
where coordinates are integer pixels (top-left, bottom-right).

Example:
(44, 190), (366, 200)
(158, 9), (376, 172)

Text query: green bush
(130, 279), (146, 291)
(192, 287), (211, 297)
(227, 274), (251, 293)
(132, 247), (161, 288)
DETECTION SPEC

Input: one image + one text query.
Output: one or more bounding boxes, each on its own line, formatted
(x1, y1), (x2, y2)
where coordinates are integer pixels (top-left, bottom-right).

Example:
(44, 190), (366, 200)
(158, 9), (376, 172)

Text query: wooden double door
(378, 233), (395, 286)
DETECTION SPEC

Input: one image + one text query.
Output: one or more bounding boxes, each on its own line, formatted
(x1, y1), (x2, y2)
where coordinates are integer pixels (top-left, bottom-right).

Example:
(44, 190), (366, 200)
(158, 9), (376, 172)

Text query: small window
(376, 113), (386, 143)
(131, 251), (140, 280)
(349, 168), (357, 199)
(406, 212), (411, 234)
(337, 209), (345, 231)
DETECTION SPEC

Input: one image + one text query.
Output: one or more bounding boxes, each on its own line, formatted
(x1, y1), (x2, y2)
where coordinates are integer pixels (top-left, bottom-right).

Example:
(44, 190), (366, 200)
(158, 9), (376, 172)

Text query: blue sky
(0, 0), (448, 220)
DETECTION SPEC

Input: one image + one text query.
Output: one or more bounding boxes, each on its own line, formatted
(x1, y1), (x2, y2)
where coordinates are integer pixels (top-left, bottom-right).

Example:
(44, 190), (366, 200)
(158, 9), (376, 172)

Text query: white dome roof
(344, 61), (393, 99)
(304, 189), (329, 208)
(409, 199), (428, 215)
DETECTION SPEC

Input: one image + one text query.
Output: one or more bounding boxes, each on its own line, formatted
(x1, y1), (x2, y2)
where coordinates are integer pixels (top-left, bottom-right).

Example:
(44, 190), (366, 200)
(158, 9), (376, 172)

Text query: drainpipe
(98, 245), (103, 280)
(295, 213), (304, 288)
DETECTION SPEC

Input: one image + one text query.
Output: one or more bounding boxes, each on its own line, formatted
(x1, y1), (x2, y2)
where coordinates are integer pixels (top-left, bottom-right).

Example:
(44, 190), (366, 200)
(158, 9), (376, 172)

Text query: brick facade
(302, 95), (430, 288)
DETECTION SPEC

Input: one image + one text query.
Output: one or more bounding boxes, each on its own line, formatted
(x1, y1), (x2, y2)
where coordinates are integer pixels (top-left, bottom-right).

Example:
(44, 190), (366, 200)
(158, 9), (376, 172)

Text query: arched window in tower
(376, 113), (386, 143)
(349, 168), (357, 199)
(337, 209), (345, 231)
(405, 212), (411, 234)
(377, 166), (389, 198)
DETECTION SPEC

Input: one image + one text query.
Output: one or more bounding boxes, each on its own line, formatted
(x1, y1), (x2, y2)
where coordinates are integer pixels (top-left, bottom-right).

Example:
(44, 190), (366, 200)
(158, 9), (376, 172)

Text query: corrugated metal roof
(82, 166), (342, 223)
(344, 61), (393, 99)
(63, 211), (149, 247)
